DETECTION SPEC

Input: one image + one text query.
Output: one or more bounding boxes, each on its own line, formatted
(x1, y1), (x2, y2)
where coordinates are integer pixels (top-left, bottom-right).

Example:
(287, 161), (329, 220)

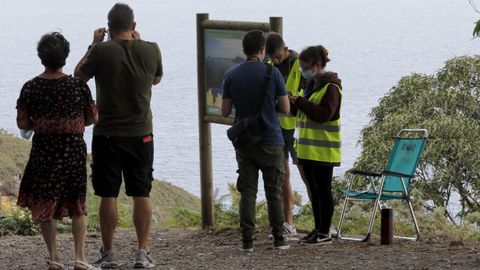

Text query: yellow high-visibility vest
(295, 83), (342, 163)
(268, 58), (304, 130)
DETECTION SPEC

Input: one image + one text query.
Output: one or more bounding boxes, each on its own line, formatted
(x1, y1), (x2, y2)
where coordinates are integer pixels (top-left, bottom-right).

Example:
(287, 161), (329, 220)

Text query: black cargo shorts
(91, 134), (154, 197)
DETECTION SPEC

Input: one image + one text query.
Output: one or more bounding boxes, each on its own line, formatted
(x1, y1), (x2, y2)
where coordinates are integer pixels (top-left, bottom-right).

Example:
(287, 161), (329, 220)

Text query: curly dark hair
(299, 45), (330, 68)
(37, 32), (70, 71)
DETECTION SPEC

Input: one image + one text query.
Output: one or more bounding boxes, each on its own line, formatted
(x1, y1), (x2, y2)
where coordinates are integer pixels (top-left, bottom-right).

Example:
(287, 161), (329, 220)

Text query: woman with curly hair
(16, 32), (99, 270)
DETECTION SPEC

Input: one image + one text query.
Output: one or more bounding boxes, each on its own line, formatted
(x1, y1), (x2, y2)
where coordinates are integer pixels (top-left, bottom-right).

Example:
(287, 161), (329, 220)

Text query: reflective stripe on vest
(277, 58), (303, 130)
(296, 121), (340, 132)
(295, 83), (342, 163)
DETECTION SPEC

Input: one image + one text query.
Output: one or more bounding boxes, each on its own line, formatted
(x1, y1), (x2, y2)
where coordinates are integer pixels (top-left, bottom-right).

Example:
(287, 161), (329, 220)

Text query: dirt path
(1, 228), (479, 269)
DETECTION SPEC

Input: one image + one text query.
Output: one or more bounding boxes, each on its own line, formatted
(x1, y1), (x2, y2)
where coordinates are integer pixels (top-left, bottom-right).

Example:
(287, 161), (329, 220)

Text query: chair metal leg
(394, 199), (420, 241)
(408, 200), (421, 240)
(337, 174), (385, 242)
(336, 194), (350, 239)
(337, 173), (356, 240)
(363, 176), (386, 241)
(364, 199), (381, 242)
(337, 198), (380, 242)
(392, 177), (420, 241)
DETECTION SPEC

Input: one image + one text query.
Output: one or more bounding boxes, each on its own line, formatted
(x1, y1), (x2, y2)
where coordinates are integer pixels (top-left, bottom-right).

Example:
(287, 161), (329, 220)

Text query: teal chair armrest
(347, 169), (382, 177)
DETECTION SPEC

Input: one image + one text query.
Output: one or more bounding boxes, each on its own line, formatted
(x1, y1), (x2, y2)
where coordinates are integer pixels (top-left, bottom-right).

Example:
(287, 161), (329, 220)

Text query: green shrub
(356, 56), (480, 219)
(169, 208), (202, 228)
(0, 208), (38, 236)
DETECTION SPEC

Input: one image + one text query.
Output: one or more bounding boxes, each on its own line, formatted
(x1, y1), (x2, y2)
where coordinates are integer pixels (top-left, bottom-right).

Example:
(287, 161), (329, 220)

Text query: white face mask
(301, 69), (316, 80)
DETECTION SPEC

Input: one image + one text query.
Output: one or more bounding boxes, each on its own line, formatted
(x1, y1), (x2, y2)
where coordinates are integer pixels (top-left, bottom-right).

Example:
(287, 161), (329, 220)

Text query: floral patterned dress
(16, 75), (96, 221)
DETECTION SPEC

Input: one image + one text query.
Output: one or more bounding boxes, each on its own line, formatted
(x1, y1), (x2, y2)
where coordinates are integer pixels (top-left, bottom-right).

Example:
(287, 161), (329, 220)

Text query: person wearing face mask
(288, 45), (342, 245)
(265, 33), (305, 240)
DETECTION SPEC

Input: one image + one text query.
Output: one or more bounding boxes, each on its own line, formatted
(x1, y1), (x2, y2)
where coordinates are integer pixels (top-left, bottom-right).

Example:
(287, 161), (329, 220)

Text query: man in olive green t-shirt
(74, 3), (161, 269)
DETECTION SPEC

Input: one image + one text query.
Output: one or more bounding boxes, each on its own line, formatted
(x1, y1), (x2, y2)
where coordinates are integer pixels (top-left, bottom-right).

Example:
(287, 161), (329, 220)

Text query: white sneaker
(268, 222), (298, 240)
(329, 228), (338, 238)
(283, 222), (298, 240)
(93, 248), (119, 268)
(133, 249), (155, 268)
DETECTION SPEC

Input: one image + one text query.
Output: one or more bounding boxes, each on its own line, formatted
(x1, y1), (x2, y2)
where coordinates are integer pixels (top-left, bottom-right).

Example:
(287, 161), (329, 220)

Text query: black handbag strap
(255, 63), (273, 115)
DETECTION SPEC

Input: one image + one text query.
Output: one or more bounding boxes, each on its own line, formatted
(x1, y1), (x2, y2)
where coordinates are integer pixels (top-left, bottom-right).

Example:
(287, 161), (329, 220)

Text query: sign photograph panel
(204, 29), (245, 116)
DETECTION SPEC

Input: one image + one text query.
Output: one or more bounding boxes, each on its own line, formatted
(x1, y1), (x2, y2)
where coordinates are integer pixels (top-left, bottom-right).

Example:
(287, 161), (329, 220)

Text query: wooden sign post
(196, 13), (282, 228)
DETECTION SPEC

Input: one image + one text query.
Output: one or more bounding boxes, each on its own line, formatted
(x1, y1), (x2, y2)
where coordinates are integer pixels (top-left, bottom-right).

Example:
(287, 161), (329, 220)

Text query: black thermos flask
(380, 208), (393, 245)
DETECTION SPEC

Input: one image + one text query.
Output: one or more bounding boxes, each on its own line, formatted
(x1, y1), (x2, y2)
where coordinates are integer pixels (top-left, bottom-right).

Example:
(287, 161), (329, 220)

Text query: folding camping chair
(336, 129), (428, 242)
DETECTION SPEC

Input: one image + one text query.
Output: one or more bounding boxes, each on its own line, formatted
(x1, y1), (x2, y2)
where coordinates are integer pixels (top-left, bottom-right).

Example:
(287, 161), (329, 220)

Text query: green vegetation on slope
(0, 130), (30, 197)
(356, 56), (480, 221)
(0, 130), (200, 235)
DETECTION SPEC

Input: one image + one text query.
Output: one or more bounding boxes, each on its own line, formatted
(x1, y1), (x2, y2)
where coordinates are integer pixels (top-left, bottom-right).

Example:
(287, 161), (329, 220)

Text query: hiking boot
(268, 222), (298, 240)
(302, 232), (332, 245)
(239, 240), (253, 253)
(92, 248), (119, 268)
(133, 250), (155, 268)
(298, 229), (319, 243)
(273, 237), (290, 250)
